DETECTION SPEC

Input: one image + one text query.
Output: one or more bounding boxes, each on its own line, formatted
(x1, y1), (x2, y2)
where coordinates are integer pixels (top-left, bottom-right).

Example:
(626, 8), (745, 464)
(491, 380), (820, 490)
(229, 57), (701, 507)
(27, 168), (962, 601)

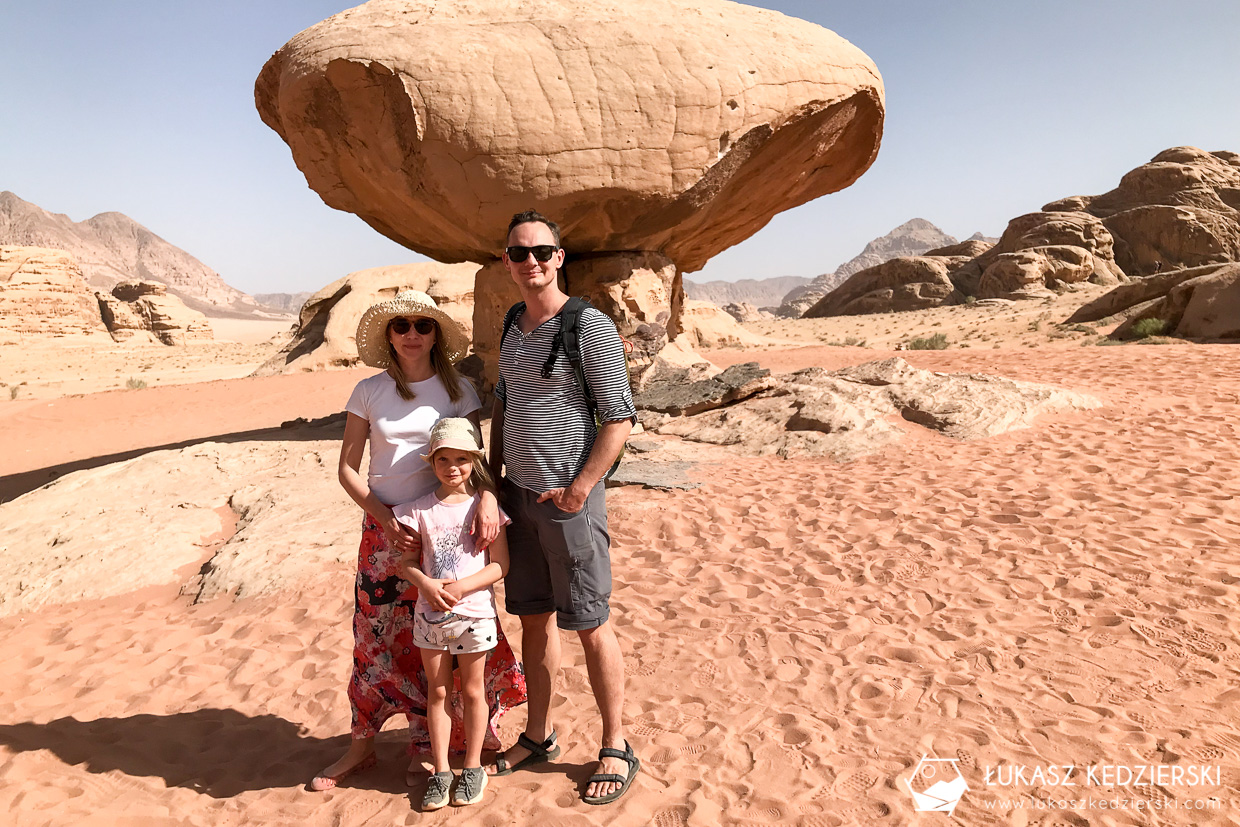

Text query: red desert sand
(1, 343), (1239, 826)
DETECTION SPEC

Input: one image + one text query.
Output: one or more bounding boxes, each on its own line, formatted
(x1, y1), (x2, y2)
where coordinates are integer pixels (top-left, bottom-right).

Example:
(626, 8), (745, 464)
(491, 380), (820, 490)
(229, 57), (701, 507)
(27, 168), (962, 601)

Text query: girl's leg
(421, 648), (454, 774)
(456, 651), (489, 769)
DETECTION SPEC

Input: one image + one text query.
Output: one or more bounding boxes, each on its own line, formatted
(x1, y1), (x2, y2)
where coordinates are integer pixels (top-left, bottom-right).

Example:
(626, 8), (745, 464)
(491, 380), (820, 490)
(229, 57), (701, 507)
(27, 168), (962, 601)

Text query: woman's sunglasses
(389, 317), (436, 335)
(505, 245), (559, 263)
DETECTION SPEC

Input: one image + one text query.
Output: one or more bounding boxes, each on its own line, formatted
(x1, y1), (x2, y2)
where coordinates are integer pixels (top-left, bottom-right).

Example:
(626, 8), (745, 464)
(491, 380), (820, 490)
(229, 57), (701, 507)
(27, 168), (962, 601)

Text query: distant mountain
(777, 218), (958, 317)
(968, 231), (999, 244)
(682, 275), (811, 310)
(0, 191), (261, 316)
(252, 292), (312, 315)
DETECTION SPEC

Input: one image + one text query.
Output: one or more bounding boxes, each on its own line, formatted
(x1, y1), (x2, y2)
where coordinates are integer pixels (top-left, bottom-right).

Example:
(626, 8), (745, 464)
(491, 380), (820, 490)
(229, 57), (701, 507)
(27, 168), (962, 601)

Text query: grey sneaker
(422, 771), (453, 811)
(452, 766), (488, 806)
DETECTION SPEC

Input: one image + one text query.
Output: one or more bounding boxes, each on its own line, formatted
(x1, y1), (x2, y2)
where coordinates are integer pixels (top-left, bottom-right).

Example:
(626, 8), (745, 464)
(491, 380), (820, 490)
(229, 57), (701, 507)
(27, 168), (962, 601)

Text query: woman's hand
(471, 488), (501, 550)
(382, 517), (421, 555)
(422, 579), (460, 613)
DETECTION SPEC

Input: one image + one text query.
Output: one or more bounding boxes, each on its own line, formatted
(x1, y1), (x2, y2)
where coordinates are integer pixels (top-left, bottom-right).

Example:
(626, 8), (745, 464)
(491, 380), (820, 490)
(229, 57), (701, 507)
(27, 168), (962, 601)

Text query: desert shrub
(8, 386), (17, 400)
(126, 377), (147, 390)
(907, 333), (949, 350)
(1131, 318), (1169, 339)
(964, 295), (977, 305)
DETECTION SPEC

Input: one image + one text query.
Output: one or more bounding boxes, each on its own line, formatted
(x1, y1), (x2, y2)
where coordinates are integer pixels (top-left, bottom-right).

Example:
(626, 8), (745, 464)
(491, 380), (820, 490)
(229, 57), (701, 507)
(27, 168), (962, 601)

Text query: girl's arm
(339, 412), (419, 554)
(445, 526), (509, 602)
(466, 409), (501, 549)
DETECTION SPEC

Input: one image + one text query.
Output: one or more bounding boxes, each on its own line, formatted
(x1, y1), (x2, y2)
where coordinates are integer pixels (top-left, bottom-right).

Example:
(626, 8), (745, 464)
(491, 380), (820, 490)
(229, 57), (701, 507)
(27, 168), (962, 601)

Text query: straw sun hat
(355, 290), (470, 368)
(420, 417), (485, 462)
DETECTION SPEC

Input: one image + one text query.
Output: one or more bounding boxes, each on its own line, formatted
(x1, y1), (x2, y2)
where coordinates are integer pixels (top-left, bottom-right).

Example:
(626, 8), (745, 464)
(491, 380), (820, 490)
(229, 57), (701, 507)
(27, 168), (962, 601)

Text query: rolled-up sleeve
(579, 309), (637, 423)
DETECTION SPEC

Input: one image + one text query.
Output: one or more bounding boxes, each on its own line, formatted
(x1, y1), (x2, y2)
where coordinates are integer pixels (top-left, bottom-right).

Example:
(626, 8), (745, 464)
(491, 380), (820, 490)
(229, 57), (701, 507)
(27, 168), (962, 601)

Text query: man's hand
(422, 579), (460, 613)
(537, 482), (588, 514)
(470, 488), (501, 550)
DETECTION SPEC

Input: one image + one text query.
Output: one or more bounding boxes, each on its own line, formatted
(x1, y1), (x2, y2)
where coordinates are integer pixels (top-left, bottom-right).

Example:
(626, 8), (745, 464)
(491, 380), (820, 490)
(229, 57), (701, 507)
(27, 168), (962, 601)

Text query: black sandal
(493, 730), (561, 776)
(582, 741), (640, 805)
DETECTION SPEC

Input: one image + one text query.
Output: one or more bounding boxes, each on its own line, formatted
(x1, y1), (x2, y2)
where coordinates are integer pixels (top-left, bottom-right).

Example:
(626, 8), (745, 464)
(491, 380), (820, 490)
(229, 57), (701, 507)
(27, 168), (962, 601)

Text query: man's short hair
(507, 209), (561, 248)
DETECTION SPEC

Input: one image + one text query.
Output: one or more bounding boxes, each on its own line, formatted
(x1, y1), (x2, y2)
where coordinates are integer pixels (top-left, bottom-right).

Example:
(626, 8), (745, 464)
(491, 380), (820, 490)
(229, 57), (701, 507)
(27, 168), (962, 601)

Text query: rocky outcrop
(674, 300), (771, 348)
(255, 262), (478, 375)
(252, 292), (312, 314)
(638, 357), (1101, 461)
(0, 246), (110, 342)
(683, 276), (810, 310)
(98, 281), (214, 345)
(256, 0), (884, 273)
(722, 302), (771, 323)
(804, 255), (967, 317)
(1043, 147), (1240, 276)
(1111, 263), (1240, 340)
(779, 218), (957, 316)
(0, 191), (257, 314)
(1066, 263), (1231, 324)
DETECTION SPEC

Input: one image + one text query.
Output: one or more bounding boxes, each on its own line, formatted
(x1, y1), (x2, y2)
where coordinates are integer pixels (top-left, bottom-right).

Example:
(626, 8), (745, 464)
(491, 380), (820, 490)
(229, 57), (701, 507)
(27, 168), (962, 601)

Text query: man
(487, 210), (639, 804)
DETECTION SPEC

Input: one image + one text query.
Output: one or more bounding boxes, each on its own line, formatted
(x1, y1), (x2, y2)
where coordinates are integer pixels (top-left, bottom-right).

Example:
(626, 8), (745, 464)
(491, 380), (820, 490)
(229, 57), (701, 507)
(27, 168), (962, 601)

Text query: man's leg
(488, 611), (559, 773)
(579, 620), (630, 799)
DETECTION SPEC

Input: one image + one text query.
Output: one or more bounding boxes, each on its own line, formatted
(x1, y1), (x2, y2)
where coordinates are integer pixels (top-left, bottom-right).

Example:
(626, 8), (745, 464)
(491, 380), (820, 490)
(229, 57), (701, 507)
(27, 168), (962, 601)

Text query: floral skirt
(348, 514), (527, 753)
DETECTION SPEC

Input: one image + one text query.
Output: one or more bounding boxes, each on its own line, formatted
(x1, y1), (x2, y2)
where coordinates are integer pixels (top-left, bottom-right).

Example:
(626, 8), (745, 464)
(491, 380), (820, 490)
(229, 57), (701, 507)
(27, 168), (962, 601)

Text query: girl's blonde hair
(429, 447), (496, 495)
(385, 321), (465, 404)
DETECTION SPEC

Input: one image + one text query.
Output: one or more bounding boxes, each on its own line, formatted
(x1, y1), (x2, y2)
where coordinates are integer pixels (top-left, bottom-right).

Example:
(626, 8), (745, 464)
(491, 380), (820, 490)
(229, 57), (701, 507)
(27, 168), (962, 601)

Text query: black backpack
(500, 297), (628, 476)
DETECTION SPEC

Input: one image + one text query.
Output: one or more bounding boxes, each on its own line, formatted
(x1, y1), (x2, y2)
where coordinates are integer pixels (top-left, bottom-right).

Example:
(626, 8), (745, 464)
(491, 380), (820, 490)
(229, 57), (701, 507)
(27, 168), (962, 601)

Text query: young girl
(394, 417), (512, 810)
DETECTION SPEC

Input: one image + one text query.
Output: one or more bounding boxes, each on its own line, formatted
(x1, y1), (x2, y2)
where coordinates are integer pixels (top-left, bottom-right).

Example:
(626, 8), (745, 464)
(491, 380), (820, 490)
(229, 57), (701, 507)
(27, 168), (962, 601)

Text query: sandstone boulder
(722, 302), (771, 323)
(255, 261), (478, 375)
(98, 280), (214, 345)
(977, 245), (1097, 301)
(1043, 147), (1240, 277)
(950, 211), (1124, 297)
(924, 239), (993, 258)
(674, 299), (770, 348)
(254, 0), (884, 272)
(0, 246), (110, 342)
(1112, 263), (1240, 340)
(804, 256), (966, 317)
(1065, 263), (1231, 323)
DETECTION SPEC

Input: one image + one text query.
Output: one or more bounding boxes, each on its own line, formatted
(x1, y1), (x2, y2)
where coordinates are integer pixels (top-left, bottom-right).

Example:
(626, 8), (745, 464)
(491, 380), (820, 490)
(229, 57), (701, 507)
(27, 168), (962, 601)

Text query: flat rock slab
(650, 357), (1102, 460)
(607, 459), (699, 491)
(633, 361), (774, 416)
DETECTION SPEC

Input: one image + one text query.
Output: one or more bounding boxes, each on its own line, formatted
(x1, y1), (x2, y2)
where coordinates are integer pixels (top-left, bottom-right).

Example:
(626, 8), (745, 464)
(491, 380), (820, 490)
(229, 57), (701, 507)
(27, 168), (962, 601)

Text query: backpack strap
(558, 297), (594, 413)
(497, 302), (526, 410)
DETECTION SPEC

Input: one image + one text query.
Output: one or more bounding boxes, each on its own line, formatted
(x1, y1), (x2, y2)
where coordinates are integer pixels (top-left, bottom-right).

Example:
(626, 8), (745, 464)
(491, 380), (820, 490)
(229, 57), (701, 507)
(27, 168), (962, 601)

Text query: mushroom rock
(256, 0), (883, 269)
(257, 0), (884, 376)
(0, 246), (110, 343)
(255, 261), (478, 375)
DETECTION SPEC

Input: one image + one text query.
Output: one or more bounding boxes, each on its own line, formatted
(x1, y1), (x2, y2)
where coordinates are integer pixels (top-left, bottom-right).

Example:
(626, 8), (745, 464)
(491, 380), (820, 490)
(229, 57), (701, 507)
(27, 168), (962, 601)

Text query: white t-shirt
(392, 490), (511, 619)
(345, 371), (481, 505)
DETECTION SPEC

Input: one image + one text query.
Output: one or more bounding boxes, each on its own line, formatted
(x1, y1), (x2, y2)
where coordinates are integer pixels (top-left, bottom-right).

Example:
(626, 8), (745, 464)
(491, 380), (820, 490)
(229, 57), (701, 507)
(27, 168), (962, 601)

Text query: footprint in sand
(692, 661), (719, 688)
(653, 806), (691, 827)
(774, 656), (807, 682)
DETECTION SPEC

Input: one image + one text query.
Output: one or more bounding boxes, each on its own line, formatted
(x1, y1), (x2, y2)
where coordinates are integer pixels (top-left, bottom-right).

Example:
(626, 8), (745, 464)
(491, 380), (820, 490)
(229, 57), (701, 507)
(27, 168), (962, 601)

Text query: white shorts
(413, 612), (498, 655)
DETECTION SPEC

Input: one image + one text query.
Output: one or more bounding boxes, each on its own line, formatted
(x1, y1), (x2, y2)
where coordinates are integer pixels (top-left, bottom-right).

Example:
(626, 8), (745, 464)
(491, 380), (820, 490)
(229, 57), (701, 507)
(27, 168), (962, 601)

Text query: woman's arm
(338, 412), (419, 553)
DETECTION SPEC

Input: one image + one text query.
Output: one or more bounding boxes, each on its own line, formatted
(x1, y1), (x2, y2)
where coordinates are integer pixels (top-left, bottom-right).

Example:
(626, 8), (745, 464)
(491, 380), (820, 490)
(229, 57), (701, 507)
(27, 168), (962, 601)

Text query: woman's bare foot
(311, 740), (377, 791)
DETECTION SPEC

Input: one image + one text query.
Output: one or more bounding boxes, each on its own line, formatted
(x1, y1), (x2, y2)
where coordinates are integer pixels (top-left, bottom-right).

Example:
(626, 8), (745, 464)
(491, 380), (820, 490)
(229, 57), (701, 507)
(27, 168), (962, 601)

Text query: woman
(311, 290), (526, 791)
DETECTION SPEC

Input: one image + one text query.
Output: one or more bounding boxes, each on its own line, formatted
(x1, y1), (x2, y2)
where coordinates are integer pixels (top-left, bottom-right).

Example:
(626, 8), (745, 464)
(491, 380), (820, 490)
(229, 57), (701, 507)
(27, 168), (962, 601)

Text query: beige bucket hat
(421, 417), (485, 461)
(355, 290), (470, 368)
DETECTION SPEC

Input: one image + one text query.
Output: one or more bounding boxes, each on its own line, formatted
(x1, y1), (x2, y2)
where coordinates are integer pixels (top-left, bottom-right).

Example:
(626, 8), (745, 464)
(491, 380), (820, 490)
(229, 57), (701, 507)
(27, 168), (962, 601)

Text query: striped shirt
(496, 304), (636, 492)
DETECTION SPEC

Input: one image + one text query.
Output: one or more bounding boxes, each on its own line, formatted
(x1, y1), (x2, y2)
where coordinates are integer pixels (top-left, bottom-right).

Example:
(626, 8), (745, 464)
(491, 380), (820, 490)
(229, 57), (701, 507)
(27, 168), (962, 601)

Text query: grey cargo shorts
(500, 478), (612, 631)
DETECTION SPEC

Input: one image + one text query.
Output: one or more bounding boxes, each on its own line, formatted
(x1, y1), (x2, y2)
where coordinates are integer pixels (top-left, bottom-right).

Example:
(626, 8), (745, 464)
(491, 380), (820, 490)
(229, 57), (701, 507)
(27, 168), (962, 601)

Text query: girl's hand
(423, 579), (460, 613)
(471, 489), (501, 550)
(444, 581), (467, 603)
(382, 518), (421, 554)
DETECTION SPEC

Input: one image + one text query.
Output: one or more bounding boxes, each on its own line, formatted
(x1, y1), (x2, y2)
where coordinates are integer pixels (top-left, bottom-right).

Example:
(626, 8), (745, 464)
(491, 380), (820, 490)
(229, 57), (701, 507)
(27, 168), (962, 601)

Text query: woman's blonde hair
(385, 321), (465, 403)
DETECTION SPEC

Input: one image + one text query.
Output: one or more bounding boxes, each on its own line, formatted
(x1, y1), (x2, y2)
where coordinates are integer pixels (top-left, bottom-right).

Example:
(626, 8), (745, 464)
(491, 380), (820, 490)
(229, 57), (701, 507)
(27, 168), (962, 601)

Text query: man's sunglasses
(505, 245), (559, 263)
(389, 317), (436, 335)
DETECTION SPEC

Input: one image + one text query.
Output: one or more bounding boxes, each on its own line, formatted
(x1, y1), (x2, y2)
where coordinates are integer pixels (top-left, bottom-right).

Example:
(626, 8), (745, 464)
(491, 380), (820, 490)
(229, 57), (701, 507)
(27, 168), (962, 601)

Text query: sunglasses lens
(506, 245), (558, 262)
(389, 318), (411, 334)
(413, 319), (436, 335)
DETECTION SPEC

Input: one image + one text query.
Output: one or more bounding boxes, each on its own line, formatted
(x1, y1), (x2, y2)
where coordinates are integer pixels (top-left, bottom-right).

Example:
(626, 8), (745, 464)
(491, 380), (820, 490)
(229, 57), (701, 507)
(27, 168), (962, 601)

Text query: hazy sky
(3, 1), (1238, 294)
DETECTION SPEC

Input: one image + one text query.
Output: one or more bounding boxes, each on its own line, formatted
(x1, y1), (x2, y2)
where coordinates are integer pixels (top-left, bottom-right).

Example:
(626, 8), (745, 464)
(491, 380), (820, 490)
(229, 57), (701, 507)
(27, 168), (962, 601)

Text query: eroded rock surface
(98, 280), (214, 345)
(255, 0), (884, 272)
(639, 358), (1101, 461)
(1111, 263), (1240, 340)
(0, 246), (110, 342)
(256, 261), (477, 375)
